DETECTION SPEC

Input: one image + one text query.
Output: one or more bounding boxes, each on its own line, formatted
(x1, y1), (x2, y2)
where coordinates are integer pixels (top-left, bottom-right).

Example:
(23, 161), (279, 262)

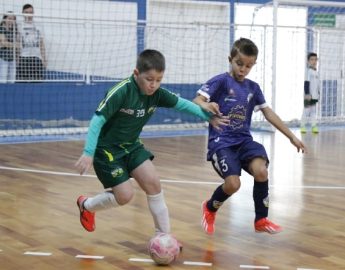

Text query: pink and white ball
(148, 233), (180, 265)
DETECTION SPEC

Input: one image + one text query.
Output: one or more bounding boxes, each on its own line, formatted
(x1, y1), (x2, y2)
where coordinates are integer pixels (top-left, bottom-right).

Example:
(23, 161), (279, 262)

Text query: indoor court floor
(0, 128), (344, 270)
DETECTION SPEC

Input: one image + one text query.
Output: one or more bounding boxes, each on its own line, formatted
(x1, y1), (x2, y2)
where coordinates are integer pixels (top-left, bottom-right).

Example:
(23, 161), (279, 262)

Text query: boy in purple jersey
(194, 38), (306, 235)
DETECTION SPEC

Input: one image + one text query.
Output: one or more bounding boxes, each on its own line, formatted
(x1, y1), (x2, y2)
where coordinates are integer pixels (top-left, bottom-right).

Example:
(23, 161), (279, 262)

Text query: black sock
(207, 184), (231, 212)
(253, 180), (269, 222)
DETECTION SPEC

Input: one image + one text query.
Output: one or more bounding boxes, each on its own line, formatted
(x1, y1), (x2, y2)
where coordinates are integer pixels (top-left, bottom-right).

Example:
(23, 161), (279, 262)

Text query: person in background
(300, 52), (320, 134)
(194, 38), (306, 235)
(17, 3), (47, 81)
(0, 11), (19, 83)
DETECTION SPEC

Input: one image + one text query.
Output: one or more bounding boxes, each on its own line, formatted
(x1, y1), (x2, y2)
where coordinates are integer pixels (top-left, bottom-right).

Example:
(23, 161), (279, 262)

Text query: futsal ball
(148, 233), (180, 265)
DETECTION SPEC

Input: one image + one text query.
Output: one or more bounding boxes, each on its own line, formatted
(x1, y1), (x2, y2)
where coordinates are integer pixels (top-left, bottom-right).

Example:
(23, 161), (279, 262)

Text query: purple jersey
(197, 72), (268, 160)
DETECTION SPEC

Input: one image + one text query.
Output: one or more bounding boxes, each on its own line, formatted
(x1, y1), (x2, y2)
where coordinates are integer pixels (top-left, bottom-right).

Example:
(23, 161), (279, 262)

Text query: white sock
(147, 190), (171, 234)
(84, 191), (118, 212)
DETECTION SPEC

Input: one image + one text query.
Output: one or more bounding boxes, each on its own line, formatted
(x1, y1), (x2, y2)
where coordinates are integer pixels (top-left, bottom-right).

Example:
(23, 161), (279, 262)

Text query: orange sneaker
(77, 195), (95, 232)
(201, 201), (216, 235)
(255, 218), (282, 234)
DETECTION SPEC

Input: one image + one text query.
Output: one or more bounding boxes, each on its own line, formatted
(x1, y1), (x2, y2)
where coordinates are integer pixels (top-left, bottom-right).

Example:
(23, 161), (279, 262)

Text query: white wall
(147, 0), (230, 84)
(235, 3), (307, 121)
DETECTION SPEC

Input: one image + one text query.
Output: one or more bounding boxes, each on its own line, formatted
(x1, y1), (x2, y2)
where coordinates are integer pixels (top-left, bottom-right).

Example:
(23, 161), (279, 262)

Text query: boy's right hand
(209, 115), (230, 131)
(75, 154), (93, 175)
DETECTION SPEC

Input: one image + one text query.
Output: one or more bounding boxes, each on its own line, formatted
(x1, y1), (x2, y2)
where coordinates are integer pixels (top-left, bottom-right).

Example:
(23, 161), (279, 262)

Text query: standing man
(17, 3), (47, 81)
(300, 52), (320, 133)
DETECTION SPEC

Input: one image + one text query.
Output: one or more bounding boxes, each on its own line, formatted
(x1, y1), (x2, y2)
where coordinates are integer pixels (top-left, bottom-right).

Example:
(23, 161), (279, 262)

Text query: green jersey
(95, 75), (178, 147)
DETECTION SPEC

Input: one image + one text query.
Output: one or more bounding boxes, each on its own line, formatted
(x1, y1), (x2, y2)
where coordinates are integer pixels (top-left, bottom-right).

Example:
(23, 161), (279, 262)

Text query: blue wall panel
(0, 82), (204, 130)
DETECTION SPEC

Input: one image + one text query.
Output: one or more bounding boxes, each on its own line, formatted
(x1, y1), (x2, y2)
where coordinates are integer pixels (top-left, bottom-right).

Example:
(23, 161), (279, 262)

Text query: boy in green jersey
(75, 49), (228, 243)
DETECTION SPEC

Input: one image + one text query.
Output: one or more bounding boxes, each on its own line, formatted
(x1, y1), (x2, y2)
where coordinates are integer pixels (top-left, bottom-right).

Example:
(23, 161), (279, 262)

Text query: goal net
(248, 0), (345, 126)
(0, 0), (344, 141)
(0, 0), (231, 139)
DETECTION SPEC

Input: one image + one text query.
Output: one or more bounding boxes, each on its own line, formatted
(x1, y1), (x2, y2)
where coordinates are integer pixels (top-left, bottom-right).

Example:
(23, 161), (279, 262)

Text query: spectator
(17, 3), (47, 81)
(0, 11), (19, 83)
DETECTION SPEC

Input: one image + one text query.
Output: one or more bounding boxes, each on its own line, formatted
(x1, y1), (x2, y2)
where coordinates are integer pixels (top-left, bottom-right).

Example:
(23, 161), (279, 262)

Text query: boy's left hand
(290, 136), (307, 153)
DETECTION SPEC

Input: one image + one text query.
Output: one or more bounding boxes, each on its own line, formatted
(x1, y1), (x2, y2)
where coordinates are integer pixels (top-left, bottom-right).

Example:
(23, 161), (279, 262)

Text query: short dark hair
(307, 52), (317, 60)
(136, 49), (165, 73)
(230, 38), (258, 59)
(23, 4), (33, 12)
(2, 11), (16, 21)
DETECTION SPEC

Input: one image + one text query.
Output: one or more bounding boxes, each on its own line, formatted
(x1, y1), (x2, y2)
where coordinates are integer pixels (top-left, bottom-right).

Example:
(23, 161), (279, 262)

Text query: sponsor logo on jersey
(228, 105), (246, 130)
(120, 108), (135, 115)
(228, 88), (236, 97)
(224, 97), (237, 102)
(224, 88), (237, 102)
(148, 106), (157, 114)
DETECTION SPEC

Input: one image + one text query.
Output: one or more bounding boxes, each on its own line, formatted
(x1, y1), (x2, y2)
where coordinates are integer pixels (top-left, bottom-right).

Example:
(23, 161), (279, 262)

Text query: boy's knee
(223, 177), (241, 194)
(115, 191), (134, 205)
(249, 158), (268, 181)
(253, 166), (268, 181)
(254, 166), (268, 182)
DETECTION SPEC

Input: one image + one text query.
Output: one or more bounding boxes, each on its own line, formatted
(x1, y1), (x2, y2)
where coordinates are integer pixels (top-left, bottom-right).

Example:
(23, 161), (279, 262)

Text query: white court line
(297, 268), (321, 270)
(128, 258), (212, 266)
(0, 165), (345, 190)
(128, 258), (154, 263)
(24, 251), (52, 256)
(0, 165), (220, 185)
(240, 265), (270, 269)
(183, 261), (212, 266)
(0, 166), (95, 178)
(75, 255), (104, 259)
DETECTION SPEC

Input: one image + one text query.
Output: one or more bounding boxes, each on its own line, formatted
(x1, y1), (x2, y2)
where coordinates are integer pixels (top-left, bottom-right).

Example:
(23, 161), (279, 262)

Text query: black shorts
(304, 99), (318, 107)
(17, 56), (45, 81)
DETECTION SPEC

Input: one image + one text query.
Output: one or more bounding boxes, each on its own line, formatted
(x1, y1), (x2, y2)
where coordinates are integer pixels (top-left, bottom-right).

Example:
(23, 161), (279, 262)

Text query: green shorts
(304, 99), (318, 107)
(93, 143), (154, 189)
